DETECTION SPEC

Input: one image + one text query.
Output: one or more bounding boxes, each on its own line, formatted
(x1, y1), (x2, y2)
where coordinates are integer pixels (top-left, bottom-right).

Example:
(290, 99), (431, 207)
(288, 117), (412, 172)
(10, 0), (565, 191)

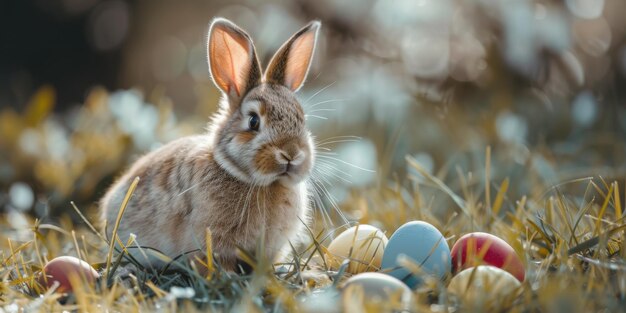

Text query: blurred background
(1, 0), (625, 222)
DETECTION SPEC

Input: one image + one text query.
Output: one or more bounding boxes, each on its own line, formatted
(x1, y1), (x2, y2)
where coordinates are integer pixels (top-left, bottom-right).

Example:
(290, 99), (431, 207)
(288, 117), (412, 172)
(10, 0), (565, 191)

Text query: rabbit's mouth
(278, 167), (295, 179)
(276, 164), (309, 185)
(279, 162), (293, 175)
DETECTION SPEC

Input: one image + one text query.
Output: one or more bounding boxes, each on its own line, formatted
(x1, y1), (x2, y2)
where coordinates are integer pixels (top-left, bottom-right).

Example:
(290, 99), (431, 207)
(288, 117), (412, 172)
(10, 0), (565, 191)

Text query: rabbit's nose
(275, 149), (304, 167)
(279, 151), (292, 162)
(276, 151), (292, 173)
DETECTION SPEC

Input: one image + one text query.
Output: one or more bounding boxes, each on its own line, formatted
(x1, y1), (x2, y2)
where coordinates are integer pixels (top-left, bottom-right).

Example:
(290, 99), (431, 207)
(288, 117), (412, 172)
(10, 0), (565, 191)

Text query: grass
(1, 87), (626, 312)
(2, 152), (626, 312)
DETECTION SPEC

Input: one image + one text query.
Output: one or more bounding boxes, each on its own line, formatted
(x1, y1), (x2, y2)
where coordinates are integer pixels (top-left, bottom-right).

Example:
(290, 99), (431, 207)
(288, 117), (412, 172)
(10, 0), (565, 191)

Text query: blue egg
(381, 221), (451, 289)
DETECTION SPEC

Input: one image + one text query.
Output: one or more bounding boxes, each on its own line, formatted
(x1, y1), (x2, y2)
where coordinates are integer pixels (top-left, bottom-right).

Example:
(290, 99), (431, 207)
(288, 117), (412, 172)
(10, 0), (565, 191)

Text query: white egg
(299, 288), (341, 313)
(448, 265), (522, 305)
(342, 272), (415, 311)
(327, 224), (388, 273)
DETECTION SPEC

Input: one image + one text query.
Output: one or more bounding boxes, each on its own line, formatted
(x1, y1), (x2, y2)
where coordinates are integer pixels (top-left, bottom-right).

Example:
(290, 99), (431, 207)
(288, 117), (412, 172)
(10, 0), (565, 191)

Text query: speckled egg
(40, 256), (100, 293)
(450, 232), (525, 282)
(381, 221), (451, 288)
(327, 224), (388, 273)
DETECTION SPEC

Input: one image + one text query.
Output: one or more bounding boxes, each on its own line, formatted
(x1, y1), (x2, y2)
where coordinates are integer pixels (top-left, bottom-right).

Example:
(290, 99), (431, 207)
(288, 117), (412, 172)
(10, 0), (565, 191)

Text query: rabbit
(100, 17), (321, 272)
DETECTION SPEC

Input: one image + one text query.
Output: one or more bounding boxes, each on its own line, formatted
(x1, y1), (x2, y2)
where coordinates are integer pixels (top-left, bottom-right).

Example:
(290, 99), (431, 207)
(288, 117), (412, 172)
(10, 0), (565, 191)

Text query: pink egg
(40, 256), (100, 293)
(450, 232), (525, 282)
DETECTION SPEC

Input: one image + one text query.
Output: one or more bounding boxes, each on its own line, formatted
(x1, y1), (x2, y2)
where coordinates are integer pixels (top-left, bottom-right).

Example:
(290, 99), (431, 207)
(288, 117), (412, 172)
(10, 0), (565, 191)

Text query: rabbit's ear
(265, 21), (320, 92)
(208, 18), (261, 99)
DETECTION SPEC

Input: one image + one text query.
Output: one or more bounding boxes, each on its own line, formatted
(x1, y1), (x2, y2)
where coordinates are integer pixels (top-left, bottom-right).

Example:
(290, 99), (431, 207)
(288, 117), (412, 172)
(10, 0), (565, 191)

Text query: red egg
(450, 232), (525, 282)
(40, 256), (100, 293)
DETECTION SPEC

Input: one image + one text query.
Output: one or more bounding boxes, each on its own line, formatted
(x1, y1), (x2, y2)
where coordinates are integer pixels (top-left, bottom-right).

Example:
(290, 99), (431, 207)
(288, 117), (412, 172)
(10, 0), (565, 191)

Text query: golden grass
(1, 163), (625, 312)
(1, 87), (625, 312)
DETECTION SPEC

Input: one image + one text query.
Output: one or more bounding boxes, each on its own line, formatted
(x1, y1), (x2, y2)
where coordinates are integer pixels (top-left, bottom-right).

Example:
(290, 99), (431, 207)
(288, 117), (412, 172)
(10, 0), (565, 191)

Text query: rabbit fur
(100, 17), (321, 271)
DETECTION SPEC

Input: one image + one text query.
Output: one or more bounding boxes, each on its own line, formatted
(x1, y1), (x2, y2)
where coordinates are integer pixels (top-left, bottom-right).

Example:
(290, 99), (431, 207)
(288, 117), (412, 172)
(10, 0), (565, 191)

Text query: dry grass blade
(614, 182), (622, 220)
(71, 201), (108, 243)
(106, 176), (140, 279)
(37, 224), (71, 236)
(593, 183), (614, 237)
(3, 240), (32, 271)
(526, 218), (554, 249)
(205, 228), (214, 278)
(553, 189), (577, 246)
(485, 146), (491, 212)
(568, 223), (626, 255)
(571, 200), (595, 244)
(492, 177), (509, 219)
(406, 155), (469, 216)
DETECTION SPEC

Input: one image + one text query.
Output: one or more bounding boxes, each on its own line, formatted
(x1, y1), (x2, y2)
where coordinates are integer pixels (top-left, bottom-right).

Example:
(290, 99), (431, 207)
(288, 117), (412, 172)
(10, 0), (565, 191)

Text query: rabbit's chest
(264, 182), (307, 228)
(260, 182), (309, 255)
(228, 182), (308, 254)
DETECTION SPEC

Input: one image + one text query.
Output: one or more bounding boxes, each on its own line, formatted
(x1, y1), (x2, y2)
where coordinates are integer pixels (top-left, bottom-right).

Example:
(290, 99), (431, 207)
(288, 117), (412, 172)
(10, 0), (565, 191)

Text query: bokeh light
(87, 0), (130, 52)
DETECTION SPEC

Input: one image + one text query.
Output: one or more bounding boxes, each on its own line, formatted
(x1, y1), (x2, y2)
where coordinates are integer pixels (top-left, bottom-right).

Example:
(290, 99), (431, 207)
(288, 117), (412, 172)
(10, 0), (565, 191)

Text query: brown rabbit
(100, 17), (320, 271)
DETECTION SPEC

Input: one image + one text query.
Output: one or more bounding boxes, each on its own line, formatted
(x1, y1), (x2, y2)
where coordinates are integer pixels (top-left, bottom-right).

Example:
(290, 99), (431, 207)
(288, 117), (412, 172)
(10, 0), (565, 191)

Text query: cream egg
(326, 224), (388, 274)
(448, 265), (522, 305)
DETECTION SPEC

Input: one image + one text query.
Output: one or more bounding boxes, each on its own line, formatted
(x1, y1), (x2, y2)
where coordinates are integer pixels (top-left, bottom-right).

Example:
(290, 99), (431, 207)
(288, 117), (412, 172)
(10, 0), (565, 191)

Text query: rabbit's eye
(248, 113), (260, 131)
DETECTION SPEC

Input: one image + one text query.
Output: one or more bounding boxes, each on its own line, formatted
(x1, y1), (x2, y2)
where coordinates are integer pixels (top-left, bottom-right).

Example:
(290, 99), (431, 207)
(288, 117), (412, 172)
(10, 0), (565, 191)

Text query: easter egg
(299, 288), (341, 313)
(447, 265), (521, 304)
(381, 221), (451, 288)
(342, 272), (415, 310)
(327, 224), (388, 273)
(450, 232), (525, 282)
(40, 256), (100, 293)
